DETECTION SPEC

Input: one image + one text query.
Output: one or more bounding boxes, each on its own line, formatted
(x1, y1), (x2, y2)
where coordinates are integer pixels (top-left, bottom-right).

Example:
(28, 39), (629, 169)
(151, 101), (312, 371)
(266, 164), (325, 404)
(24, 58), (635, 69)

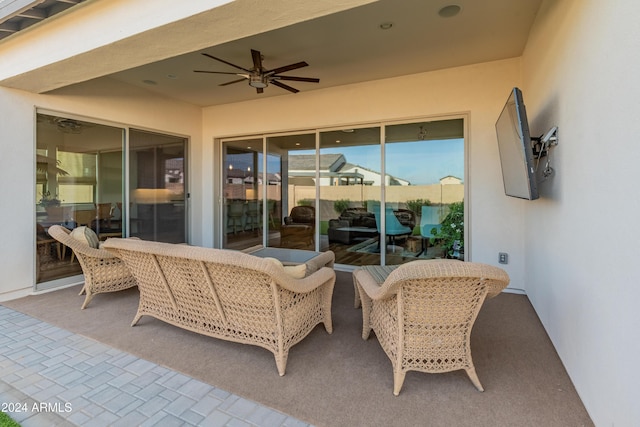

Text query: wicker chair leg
(393, 370), (407, 396)
(80, 292), (93, 310)
(353, 282), (361, 308)
(359, 288), (373, 340)
(78, 285), (86, 296)
(275, 351), (289, 377)
(323, 290), (334, 334)
(323, 312), (333, 334)
(131, 312), (143, 327)
(465, 367), (484, 392)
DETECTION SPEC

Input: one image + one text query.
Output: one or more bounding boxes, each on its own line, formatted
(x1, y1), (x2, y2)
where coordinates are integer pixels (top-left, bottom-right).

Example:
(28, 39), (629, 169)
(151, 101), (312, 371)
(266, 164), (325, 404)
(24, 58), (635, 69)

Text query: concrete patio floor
(0, 305), (311, 427)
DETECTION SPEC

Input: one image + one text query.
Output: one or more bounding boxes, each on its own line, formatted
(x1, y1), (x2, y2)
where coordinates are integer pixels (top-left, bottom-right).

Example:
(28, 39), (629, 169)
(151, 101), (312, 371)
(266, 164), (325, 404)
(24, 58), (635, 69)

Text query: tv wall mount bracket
(531, 126), (558, 179)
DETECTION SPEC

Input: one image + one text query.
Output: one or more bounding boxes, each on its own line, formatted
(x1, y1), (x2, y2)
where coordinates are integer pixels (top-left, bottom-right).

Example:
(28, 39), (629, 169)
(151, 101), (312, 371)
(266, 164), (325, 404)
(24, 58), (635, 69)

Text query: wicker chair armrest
(353, 268), (388, 301)
(304, 250), (335, 274)
(274, 266), (335, 293)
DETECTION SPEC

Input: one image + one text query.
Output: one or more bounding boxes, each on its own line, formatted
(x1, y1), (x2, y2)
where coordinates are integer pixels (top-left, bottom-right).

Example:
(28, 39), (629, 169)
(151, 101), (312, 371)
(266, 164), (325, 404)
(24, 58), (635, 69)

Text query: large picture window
(220, 117), (466, 267)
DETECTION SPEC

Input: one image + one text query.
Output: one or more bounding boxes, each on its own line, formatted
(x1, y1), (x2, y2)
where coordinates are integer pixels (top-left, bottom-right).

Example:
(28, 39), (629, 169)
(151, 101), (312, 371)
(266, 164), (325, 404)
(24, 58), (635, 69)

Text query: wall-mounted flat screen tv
(495, 87), (539, 200)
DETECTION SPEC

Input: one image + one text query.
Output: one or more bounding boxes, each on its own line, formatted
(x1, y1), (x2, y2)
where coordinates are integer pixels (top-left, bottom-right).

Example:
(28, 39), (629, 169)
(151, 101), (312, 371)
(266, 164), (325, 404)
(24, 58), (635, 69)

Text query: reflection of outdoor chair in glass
(266, 199), (276, 227)
(245, 200), (262, 231)
(73, 209), (97, 227)
(95, 203), (113, 228)
(281, 206), (315, 249)
(419, 205), (442, 256)
(227, 201), (245, 234)
(373, 206), (413, 252)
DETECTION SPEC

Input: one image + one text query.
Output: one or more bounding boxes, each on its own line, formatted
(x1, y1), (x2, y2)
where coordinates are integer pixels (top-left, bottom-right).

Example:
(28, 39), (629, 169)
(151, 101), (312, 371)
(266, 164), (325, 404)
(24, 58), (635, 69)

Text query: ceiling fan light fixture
(249, 74), (268, 88)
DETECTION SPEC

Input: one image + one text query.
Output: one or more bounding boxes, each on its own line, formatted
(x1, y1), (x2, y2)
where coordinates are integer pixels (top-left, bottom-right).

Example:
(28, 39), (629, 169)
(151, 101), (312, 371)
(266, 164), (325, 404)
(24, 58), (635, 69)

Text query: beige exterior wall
(204, 59), (523, 287)
(520, 0), (640, 425)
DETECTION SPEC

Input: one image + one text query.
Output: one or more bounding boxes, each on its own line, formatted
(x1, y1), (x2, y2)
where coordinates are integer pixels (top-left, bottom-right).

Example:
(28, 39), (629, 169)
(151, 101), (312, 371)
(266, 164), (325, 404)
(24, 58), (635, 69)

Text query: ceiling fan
(194, 49), (320, 94)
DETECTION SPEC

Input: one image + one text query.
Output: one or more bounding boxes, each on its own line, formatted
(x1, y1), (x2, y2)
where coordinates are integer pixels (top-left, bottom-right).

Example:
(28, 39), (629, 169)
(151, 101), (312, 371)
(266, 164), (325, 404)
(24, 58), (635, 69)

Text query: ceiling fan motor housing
(249, 73), (268, 88)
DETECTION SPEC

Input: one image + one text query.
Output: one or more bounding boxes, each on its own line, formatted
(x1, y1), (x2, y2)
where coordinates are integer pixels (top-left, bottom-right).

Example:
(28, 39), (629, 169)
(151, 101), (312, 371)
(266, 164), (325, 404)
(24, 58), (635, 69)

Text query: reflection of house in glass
(439, 175), (463, 185)
(288, 154), (410, 186)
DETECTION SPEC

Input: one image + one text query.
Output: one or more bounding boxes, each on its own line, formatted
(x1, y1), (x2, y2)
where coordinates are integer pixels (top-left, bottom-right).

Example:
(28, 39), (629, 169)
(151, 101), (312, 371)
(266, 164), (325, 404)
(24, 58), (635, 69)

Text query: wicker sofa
(103, 238), (336, 376)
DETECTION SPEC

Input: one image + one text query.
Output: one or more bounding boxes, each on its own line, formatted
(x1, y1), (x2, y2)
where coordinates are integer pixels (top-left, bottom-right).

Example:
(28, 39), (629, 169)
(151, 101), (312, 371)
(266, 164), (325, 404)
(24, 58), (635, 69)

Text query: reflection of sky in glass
(308, 139), (463, 185)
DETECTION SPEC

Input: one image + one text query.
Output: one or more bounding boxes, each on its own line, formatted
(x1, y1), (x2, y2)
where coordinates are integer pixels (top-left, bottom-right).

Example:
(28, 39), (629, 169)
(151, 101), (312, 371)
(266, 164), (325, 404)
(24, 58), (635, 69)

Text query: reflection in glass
(385, 119), (465, 262)
(319, 127), (381, 266)
(218, 118), (465, 266)
(268, 133), (316, 250)
(129, 130), (187, 243)
(35, 113), (124, 286)
(222, 138), (265, 250)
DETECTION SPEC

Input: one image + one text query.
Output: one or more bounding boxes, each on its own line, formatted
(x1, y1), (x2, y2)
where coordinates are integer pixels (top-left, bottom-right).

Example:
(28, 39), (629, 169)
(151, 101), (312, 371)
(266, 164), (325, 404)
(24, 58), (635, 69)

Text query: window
(219, 117), (466, 266)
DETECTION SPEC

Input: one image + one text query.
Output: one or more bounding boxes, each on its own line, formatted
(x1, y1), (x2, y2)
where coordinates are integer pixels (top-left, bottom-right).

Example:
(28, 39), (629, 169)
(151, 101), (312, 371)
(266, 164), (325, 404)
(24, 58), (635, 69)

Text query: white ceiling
(105, 0), (542, 107)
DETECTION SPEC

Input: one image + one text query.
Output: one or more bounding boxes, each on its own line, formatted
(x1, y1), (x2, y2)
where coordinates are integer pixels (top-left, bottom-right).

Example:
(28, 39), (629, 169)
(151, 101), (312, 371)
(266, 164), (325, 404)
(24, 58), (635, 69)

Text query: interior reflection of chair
(245, 200), (262, 231)
(227, 201), (245, 234)
(419, 205), (443, 256)
(266, 199), (276, 227)
(353, 260), (510, 395)
(73, 209), (97, 227)
(280, 205), (315, 248)
(373, 206), (413, 252)
(95, 203), (113, 228)
(48, 225), (137, 309)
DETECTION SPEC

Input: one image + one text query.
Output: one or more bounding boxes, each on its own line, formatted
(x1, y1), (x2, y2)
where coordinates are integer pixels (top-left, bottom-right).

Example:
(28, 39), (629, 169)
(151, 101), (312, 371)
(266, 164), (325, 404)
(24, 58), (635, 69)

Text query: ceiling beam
(0, 21), (18, 32)
(0, 0), (45, 25)
(18, 7), (46, 20)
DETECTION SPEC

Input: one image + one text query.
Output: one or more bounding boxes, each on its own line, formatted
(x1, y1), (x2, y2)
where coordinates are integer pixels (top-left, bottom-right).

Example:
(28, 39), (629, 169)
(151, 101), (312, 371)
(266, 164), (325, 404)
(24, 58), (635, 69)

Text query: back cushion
(70, 226), (100, 249)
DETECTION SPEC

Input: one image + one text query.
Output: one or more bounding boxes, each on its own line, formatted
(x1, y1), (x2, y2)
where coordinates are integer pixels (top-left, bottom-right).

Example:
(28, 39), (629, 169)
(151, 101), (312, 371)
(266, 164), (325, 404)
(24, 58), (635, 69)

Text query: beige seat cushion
(69, 226), (100, 249)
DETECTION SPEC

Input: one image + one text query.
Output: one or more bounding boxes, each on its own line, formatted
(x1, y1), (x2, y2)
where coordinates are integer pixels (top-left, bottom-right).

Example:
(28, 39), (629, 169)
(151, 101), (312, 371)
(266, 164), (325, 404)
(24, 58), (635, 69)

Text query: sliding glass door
(129, 130), (187, 243)
(221, 138), (265, 250)
(319, 126), (381, 266)
(35, 113), (125, 286)
(35, 114), (189, 289)
(218, 117), (465, 266)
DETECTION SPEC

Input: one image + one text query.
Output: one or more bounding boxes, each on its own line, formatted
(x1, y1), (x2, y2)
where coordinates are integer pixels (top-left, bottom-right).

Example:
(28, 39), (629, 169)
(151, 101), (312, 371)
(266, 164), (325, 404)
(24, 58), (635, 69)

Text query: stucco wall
(522, 0), (640, 425)
(0, 79), (202, 300)
(203, 58), (527, 292)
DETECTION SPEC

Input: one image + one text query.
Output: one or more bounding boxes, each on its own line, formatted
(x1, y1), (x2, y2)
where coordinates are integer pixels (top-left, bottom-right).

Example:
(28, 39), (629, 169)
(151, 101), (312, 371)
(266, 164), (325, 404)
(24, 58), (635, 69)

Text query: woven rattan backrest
(382, 259), (510, 300)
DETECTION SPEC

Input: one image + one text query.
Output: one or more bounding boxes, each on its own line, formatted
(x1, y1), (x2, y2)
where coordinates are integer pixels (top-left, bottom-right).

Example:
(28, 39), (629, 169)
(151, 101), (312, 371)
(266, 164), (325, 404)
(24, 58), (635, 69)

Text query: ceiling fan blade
(271, 80), (299, 93)
(266, 61), (308, 75)
(194, 70), (247, 76)
(274, 75), (320, 83)
(251, 49), (263, 71)
(201, 53), (252, 73)
(219, 78), (247, 86)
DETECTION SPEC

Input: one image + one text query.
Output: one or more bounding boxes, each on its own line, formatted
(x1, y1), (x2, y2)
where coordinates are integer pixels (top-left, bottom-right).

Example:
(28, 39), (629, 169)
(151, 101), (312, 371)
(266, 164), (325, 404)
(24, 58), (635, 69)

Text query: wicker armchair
(103, 238), (336, 376)
(353, 259), (510, 395)
(48, 225), (137, 309)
